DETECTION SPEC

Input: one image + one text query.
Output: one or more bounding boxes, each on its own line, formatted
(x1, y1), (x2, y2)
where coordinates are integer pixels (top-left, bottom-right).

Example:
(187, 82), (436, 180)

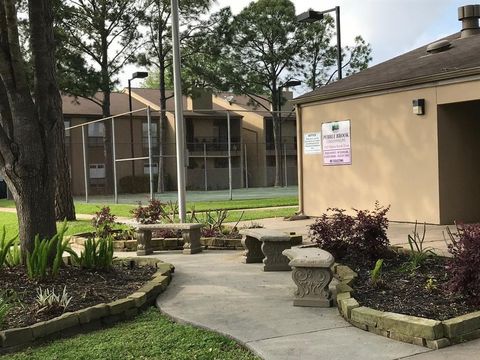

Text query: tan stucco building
(294, 5), (480, 224)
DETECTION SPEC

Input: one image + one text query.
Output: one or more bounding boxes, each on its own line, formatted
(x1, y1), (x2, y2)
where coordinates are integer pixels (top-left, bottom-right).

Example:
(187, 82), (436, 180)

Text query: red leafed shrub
(309, 202), (390, 261)
(92, 206), (116, 238)
(446, 224), (480, 303)
(131, 199), (165, 224)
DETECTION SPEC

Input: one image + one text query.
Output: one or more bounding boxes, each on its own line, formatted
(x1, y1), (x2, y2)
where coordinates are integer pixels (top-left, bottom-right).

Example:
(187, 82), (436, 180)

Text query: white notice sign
(303, 132), (322, 154)
(321, 120), (351, 165)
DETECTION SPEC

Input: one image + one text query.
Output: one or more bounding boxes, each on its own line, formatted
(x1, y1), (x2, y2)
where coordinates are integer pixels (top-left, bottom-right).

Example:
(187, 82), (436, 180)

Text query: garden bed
(334, 254), (480, 349)
(340, 253), (477, 321)
(0, 258), (174, 353)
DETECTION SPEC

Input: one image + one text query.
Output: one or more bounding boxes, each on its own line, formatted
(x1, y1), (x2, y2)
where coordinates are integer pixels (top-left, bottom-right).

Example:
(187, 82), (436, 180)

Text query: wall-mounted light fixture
(412, 99), (425, 115)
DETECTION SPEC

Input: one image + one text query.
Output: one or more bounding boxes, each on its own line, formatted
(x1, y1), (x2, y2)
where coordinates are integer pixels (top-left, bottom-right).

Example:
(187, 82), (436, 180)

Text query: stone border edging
(334, 263), (480, 350)
(0, 257), (174, 354)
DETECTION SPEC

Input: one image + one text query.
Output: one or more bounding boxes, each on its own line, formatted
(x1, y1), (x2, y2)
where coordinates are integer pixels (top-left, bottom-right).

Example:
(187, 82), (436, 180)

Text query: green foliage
(402, 221), (436, 272)
(77, 236), (114, 270)
(370, 259), (384, 286)
(425, 277), (438, 292)
(26, 221), (78, 280)
(0, 292), (13, 328)
(0, 226), (18, 268)
(5, 238), (21, 267)
(35, 286), (72, 315)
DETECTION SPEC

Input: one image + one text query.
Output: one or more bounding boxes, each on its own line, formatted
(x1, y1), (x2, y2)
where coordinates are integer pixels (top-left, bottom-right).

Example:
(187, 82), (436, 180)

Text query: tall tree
(60, 0), (144, 193)
(139, 0), (212, 193)
(203, 0), (307, 187)
(0, 0), (61, 253)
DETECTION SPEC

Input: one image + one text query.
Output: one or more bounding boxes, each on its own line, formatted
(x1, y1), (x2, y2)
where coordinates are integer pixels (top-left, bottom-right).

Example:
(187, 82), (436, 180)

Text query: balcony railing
(187, 136), (241, 153)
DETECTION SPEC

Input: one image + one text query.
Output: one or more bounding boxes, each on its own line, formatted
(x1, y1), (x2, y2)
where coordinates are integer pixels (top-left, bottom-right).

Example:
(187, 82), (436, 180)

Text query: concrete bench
(282, 247), (335, 307)
(133, 223), (203, 256)
(240, 229), (291, 271)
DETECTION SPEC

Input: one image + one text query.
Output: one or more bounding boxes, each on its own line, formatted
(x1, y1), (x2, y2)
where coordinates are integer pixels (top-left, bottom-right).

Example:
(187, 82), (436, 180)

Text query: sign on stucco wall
(321, 120), (351, 165)
(303, 132), (322, 154)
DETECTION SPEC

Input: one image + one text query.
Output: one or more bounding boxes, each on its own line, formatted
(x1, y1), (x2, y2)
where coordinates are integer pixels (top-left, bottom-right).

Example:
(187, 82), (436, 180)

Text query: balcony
(266, 137), (297, 156)
(187, 136), (242, 156)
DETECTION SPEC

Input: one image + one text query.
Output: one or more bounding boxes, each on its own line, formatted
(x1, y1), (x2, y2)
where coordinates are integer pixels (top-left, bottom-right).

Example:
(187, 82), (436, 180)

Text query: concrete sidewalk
(149, 250), (480, 360)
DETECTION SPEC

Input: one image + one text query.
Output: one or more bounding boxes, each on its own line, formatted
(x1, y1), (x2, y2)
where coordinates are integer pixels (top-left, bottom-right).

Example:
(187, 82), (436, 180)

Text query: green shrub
(0, 293), (13, 327)
(36, 286), (72, 315)
(5, 238), (21, 267)
(402, 221), (436, 272)
(370, 259), (384, 286)
(77, 236), (114, 270)
(0, 226), (18, 267)
(26, 220), (78, 280)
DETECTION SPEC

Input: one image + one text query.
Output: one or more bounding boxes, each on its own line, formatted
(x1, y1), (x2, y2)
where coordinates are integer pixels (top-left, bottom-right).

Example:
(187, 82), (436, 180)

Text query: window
(64, 120), (71, 137)
(214, 158), (228, 168)
(143, 162), (159, 175)
(142, 122), (158, 145)
(89, 164), (105, 178)
(88, 123), (105, 137)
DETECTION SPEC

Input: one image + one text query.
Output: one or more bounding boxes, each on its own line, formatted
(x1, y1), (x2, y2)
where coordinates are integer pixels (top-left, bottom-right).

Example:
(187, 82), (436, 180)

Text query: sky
(120, 0), (469, 90)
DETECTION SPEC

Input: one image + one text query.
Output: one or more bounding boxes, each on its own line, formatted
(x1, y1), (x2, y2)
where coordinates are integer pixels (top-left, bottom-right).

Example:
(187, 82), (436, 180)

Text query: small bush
(92, 206), (116, 238)
(0, 226), (18, 268)
(446, 223), (480, 303)
(370, 259), (384, 287)
(36, 286), (72, 315)
(0, 292), (13, 327)
(131, 199), (165, 224)
(77, 236), (114, 270)
(309, 202), (390, 260)
(26, 220), (78, 280)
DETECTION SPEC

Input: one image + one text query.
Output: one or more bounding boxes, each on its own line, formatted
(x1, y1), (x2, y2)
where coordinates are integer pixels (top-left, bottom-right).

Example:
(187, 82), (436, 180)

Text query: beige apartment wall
(436, 79), (480, 105)
(299, 88), (441, 223)
(438, 100), (480, 224)
(212, 96), (267, 187)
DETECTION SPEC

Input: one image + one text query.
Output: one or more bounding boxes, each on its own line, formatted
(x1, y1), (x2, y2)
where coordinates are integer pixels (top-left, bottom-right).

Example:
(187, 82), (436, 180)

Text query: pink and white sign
(321, 120), (351, 166)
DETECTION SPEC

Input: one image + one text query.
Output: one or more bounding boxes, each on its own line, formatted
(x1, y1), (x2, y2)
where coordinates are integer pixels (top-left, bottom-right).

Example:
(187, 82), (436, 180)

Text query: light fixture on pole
(128, 71), (148, 178)
(278, 80), (301, 187)
(297, 7), (342, 80)
(171, 0), (187, 223)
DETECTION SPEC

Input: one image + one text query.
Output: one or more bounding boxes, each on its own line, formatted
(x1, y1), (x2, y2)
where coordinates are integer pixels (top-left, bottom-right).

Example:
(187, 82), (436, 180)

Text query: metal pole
(284, 143), (288, 187)
(227, 111), (232, 200)
(111, 118), (118, 204)
(82, 126), (89, 203)
(336, 6), (342, 80)
(244, 143), (248, 189)
(171, 0), (187, 222)
(203, 143), (207, 191)
(128, 79), (135, 177)
(147, 106), (154, 200)
(278, 89), (283, 186)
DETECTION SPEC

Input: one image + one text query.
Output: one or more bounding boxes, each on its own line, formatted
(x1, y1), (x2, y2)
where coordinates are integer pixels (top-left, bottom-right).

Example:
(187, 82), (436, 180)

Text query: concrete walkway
(148, 249), (480, 360)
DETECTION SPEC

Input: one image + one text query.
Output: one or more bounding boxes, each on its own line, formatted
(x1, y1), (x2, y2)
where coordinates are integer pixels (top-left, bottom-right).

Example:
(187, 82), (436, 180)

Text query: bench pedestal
(283, 248), (335, 308)
(262, 241), (292, 271)
(182, 228), (202, 255)
(291, 267), (333, 307)
(135, 230), (152, 256)
(240, 229), (291, 271)
(242, 235), (264, 263)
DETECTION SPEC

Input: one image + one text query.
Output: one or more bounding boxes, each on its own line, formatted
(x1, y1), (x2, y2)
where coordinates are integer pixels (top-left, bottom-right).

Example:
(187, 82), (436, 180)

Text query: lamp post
(128, 71), (148, 178)
(297, 6), (342, 80)
(278, 80), (301, 187)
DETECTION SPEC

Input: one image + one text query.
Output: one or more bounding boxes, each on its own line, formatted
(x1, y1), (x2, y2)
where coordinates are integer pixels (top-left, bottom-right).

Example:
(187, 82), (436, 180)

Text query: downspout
(295, 105), (304, 215)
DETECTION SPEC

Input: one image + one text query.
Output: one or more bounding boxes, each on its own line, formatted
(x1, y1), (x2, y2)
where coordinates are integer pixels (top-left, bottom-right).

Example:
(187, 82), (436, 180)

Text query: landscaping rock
(377, 312), (443, 340)
(339, 298), (359, 319)
(2, 327), (33, 347)
(389, 331), (426, 346)
(351, 307), (384, 327)
(128, 292), (147, 307)
(426, 338), (451, 349)
(76, 304), (109, 324)
(442, 310), (480, 338)
(42, 312), (79, 337)
(108, 298), (136, 315)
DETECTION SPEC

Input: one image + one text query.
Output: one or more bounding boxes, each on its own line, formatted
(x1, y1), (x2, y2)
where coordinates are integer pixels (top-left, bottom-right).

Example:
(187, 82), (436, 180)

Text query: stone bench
(240, 228), (291, 271)
(282, 247), (335, 307)
(133, 223), (203, 256)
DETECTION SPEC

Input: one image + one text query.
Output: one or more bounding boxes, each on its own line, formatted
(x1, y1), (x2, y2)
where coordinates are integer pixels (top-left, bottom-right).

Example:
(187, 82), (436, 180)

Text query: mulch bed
(0, 263), (156, 330)
(342, 253), (479, 321)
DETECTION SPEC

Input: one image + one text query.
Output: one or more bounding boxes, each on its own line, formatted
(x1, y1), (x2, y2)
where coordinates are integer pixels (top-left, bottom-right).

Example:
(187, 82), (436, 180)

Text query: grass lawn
(0, 197), (297, 218)
(0, 308), (259, 360)
(0, 211), (95, 238)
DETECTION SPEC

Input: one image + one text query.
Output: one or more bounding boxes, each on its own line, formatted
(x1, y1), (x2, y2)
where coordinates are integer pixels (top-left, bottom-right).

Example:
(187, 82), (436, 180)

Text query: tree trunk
(54, 118), (76, 220)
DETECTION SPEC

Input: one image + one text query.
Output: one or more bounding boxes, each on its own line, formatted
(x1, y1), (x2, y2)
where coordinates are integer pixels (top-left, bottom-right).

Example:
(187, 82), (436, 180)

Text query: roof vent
(426, 39), (451, 54)
(458, 5), (480, 38)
